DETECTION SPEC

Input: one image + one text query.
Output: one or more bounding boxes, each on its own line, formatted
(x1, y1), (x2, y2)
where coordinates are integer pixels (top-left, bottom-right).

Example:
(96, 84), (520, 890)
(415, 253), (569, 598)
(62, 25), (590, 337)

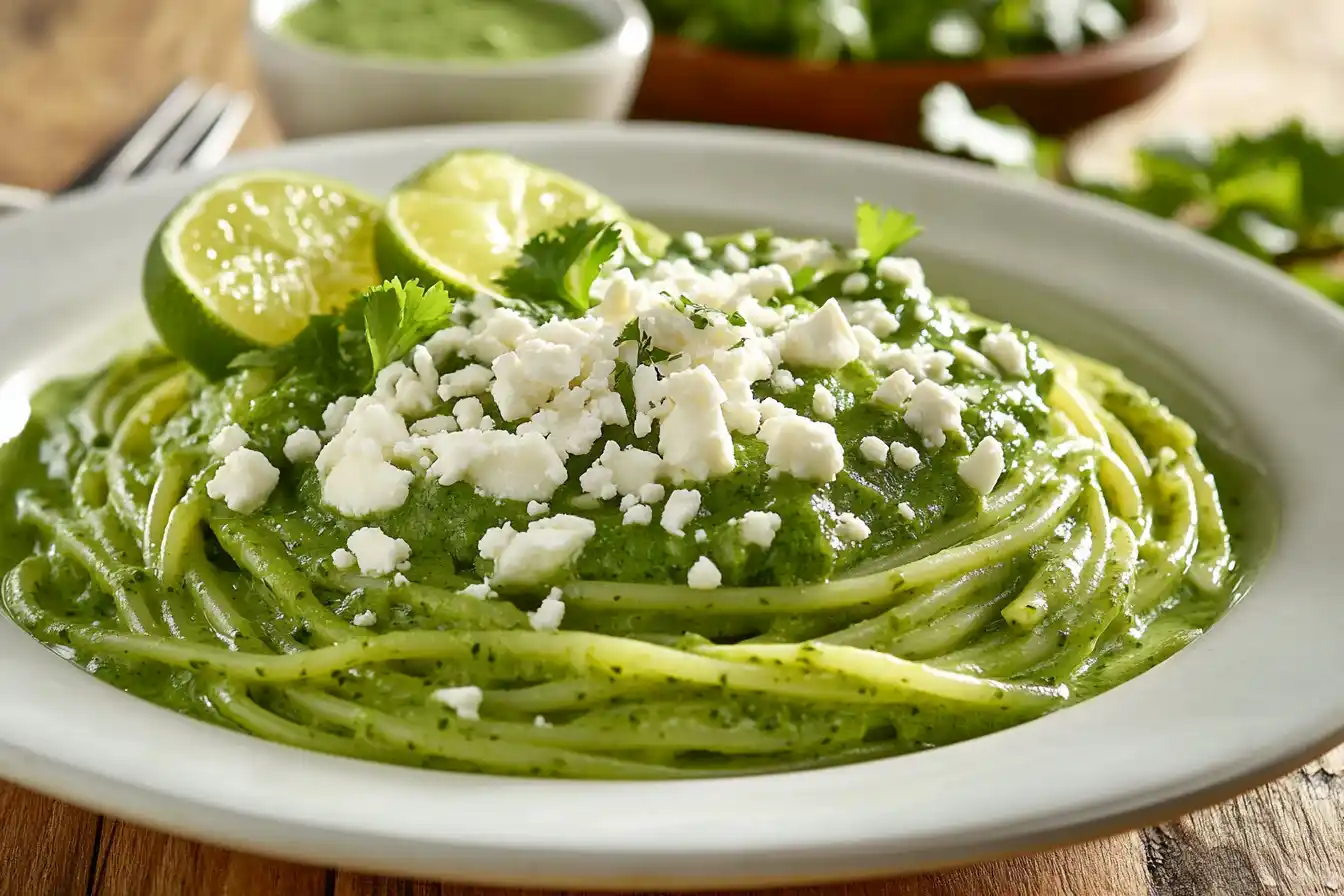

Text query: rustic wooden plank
(0, 780), (100, 896)
(2, 1), (1344, 895)
(0, 0), (278, 192)
(1137, 744), (1344, 896)
(332, 832), (1150, 896)
(88, 818), (330, 896)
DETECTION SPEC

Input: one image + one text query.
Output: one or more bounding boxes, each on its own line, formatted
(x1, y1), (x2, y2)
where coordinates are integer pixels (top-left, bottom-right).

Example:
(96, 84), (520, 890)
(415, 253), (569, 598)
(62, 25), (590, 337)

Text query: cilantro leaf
(348, 278), (459, 375)
(916, 85), (1344, 311)
(230, 315), (345, 379)
(855, 201), (922, 260)
(495, 219), (622, 314)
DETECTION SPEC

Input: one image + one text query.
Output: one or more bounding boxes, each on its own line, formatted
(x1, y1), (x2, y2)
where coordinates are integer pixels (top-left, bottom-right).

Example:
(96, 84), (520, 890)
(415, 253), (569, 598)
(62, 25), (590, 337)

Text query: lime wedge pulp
(376, 150), (668, 295)
(143, 171), (381, 377)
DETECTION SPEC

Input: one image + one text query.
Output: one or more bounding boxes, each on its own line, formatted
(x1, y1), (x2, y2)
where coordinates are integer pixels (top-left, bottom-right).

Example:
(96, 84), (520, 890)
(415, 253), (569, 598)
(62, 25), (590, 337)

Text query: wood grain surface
(2, 0), (1344, 894)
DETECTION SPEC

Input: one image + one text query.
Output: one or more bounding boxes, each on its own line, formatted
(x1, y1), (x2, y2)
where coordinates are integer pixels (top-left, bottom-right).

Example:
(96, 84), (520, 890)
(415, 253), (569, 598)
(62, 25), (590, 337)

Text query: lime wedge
(377, 150), (667, 295)
(143, 171), (381, 377)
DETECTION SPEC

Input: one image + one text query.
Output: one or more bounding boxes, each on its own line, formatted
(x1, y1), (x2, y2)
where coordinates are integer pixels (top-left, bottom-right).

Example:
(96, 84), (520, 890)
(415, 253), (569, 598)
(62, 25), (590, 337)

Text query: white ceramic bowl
(248, 0), (651, 139)
(0, 123), (1338, 888)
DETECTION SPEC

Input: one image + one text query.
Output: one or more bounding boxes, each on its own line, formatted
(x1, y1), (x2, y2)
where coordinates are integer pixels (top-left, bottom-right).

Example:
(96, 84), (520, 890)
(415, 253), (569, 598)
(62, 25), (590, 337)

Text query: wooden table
(2, 1), (1344, 893)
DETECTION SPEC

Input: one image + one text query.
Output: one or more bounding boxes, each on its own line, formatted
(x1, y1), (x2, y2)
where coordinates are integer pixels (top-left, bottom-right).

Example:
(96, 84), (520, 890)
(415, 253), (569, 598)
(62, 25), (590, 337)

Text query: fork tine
(181, 93), (254, 172)
(60, 79), (202, 194)
(94, 79), (207, 186)
(138, 86), (235, 177)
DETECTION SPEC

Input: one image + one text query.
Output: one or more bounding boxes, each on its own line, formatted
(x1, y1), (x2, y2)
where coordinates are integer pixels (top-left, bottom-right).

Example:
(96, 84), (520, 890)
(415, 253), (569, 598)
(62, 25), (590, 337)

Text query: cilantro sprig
(855, 201), (923, 260)
(920, 83), (1344, 303)
(345, 278), (459, 374)
(495, 219), (622, 314)
(231, 277), (460, 386)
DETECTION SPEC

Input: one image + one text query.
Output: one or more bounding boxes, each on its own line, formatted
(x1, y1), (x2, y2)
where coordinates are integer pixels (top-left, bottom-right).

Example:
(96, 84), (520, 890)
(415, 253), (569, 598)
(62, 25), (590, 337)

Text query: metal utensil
(0, 79), (254, 215)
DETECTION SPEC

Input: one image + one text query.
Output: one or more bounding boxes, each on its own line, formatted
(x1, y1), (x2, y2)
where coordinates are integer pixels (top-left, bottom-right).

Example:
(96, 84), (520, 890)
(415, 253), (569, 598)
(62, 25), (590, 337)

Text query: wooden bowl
(629, 0), (1201, 144)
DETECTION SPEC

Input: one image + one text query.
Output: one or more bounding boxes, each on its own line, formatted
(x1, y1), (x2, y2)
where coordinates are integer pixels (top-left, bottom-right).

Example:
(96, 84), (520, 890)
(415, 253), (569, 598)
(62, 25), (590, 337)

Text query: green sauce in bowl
(280, 0), (605, 62)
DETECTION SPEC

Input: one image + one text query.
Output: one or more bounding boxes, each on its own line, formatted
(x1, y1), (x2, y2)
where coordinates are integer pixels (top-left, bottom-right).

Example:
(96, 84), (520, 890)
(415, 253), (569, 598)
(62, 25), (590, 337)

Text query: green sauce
(280, 0), (605, 62)
(0, 223), (1249, 779)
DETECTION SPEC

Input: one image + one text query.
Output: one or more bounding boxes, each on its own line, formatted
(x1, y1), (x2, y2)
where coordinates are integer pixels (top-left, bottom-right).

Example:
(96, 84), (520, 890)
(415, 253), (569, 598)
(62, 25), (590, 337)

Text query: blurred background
(4, 0), (1344, 305)
(0, 0), (1339, 189)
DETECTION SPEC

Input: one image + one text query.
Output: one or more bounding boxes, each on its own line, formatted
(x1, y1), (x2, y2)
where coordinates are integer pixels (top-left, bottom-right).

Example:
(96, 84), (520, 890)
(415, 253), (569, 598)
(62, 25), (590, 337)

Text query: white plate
(0, 123), (1338, 889)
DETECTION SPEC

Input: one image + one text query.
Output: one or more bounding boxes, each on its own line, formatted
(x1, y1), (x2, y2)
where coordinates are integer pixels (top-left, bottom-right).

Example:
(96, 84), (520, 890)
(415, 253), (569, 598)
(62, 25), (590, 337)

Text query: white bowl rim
(247, 0), (652, 76)
(1, 121), (1342, 888)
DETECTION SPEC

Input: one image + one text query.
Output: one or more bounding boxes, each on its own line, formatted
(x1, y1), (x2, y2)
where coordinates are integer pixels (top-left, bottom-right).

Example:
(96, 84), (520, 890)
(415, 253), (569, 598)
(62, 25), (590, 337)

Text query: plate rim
(0, 120), (1340, 887)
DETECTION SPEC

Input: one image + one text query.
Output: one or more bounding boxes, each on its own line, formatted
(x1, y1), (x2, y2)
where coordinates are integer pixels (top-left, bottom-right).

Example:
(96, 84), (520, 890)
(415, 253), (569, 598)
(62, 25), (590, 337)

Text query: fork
(0, 79), (254, 215)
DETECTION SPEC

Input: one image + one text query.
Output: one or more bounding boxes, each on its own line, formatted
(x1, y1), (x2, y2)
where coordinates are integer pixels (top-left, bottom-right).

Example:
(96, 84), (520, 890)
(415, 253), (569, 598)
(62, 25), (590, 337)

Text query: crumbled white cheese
(526, 500), (549, 516)
(841, 299), (899, 337)
(623, 504), (653, 525)
(859, 436), (888, 465)
(345, 526), (412, 576)
(694, 529), (708, 543)
(638, 483), (666, 504)
(283, 427), (321, 463)
(351, 609), (377, 627)
(534, 715), (552, 728)
(208, 424), (250, 458)
(682, 230), (708, 258)
(890, 441), (921, 470)
(770, 237), (837, 273)
(432, 685), (483, 721)
(841, 272), (870, 295)
(835, 512), (871, 543)
(875, 256), (926, 293)
(757, 414), (845, 482)
(838, 515), (870, 542)
(322, 441), (414, 517)
(781, 299), (860, 369)
(722, 243), (750, 272)
(206, 448), (279, 514)
(320, 396), (357, 439)
(583, 441), (664, 500)
(528, 587), (566, 632)
(959, 436), (1005, 495)
(950, 339), (997, 375)
(879, 343), (954, 384)
(739, 511), (782, 548)
(661, 488), (702, 536)
(373, 361), (435, 417)
(687, 556), (722, 590)
(393, 573), (410, 587)
(477, 515), (596, 587)
(453, 397), (486, 431)
(852, 325), (882, 362)
(423, 430), (567, 501)
(659, 366), (736, 481)
(317, 397), (413, 517)
(409, 415), (456, 436)
(873, 369), (917, 408)
(981, 329), (1030, 378)
(461, 583), (495, 600)
(897, 501), (916, 521)
(903, 379), (966, 449)
(438, 364), (494, 402)
(812, 384), (838, 420)
(331, 548), (355, 570)
(771, 368), (798, 393)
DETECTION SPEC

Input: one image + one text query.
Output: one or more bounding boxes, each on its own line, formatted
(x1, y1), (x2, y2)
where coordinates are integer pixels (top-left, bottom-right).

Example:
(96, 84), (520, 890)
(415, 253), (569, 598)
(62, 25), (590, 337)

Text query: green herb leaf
(855, 201), (922, 260)
(348, 278), (459, 375)
(230, 315), (345, 379)
(495, 219), (622, 314)
(917, 86), (1344, 312)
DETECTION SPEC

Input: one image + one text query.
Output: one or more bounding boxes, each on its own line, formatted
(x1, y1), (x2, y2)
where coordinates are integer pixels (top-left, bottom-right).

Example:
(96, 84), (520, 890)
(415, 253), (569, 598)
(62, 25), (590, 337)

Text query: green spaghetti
(0, 153), (1240, 779)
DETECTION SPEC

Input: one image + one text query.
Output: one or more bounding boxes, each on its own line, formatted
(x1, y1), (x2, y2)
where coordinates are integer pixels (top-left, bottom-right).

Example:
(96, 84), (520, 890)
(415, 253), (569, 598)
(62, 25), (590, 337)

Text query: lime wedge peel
(143, 171), (381, 378)
(376, 150), (668, 297)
